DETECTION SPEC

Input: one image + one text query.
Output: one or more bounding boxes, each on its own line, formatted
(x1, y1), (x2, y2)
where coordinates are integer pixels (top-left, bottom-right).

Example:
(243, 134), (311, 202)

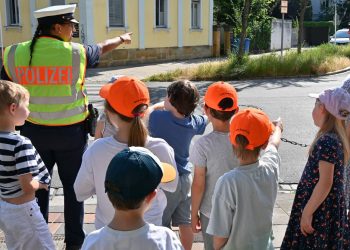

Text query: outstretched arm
(97, 32), (133, 55)
(269, 117), (283, 149)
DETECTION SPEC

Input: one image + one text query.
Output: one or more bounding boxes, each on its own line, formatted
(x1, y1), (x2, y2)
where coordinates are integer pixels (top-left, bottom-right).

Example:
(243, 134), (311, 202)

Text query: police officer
(1, 4), (132, 249)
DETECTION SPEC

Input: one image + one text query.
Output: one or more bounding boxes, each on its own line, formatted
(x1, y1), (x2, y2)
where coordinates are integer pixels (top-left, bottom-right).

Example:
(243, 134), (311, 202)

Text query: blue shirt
(149, 110), (207, 175)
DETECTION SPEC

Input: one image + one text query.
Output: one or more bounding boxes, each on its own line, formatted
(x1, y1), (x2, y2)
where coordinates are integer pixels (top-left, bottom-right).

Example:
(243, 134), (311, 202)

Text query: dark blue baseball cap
(105, 147), (176, 200)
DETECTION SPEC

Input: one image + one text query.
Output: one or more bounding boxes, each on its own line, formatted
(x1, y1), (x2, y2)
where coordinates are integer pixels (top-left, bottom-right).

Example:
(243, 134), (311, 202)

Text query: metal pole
(334, 0), (337, 43)
(281, 13), (284, 57)
(0, 13), (4, 63)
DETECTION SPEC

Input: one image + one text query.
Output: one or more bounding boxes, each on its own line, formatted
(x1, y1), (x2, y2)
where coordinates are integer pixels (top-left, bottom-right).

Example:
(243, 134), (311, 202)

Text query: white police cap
(34, 4), (78, 24)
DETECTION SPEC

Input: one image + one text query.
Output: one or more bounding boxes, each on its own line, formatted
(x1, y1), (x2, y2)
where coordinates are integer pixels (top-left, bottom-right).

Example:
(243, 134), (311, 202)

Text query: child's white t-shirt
(74, 136), (178, 229)
(81, 223), (183, 250)
(206, 145), (280, 250)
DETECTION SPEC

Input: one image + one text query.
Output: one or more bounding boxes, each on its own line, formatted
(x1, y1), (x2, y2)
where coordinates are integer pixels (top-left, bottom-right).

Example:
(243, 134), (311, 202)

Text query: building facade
(1, 0), (213, 66)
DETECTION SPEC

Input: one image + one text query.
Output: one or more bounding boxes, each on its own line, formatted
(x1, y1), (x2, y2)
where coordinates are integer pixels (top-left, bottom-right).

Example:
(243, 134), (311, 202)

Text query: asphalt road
(51, 71), (350, 188)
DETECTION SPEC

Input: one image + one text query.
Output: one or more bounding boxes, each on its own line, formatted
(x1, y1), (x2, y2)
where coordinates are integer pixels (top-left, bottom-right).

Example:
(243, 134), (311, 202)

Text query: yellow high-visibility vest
(3, 37), (89, 126)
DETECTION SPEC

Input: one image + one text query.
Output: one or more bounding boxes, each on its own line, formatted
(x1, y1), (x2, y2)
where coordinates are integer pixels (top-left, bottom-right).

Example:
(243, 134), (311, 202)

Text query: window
(191, 0), (201, 29)
(51, 0), (65, 5)
(6, 0), (20, 26)
(109, 0), (124, 27)
(156, 0), (167, 28)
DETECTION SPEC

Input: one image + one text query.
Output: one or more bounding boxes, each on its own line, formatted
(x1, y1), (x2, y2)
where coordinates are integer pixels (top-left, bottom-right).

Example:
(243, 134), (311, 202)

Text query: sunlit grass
(145, 44), (350, 81)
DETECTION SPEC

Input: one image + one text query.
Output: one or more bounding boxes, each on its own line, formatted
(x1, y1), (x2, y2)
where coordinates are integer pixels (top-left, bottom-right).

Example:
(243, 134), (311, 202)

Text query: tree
(214, 0), (276, 60)
(298, 0), (309, 54)
(271, 0), (312, 21)
(237, 0), (252, 60)
(319, 0), (349, 29)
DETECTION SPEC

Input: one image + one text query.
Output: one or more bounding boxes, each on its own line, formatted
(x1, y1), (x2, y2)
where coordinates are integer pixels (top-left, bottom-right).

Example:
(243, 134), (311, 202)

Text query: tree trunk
(238, 0), (252, 62)
(298, 0), (308, 54)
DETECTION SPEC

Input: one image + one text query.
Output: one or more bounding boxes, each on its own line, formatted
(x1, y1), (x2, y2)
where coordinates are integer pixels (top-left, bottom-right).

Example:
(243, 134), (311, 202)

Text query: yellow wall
(144, 0), (178, 48)
(1, 0), (210, 49)
(183, 0), (209, 46)
(1, 0), (32, 46)
(92, 0), (138, 49)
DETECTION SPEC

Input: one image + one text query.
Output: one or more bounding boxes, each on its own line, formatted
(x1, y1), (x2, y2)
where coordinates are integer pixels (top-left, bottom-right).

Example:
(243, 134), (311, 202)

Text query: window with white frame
(109, 0), (125, 27)
(6, 0), (20, 26)
(51, 0), (65, 5)
(156, 0), (167, 28)
(191, 0), (201, 29)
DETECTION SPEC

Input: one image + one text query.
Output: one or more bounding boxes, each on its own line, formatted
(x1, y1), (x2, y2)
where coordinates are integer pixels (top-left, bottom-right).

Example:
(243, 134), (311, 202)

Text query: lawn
(145, 44), (350, 81)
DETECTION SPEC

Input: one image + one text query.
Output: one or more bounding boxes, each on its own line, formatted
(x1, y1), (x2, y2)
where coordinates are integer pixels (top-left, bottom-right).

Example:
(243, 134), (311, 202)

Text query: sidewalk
(0, 186), (295, 249)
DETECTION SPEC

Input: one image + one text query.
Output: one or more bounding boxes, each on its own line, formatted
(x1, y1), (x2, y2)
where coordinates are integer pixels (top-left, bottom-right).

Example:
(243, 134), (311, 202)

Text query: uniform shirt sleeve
(74, 147), (96, 201)
(194, 115), (208, 135)
(84, 44), (101, 68)
(189, 137), (207, 168)
(206, 176), (235, 237)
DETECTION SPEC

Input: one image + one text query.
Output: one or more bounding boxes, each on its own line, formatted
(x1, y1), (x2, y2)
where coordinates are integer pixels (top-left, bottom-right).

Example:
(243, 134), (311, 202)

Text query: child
(341, 79), (350, 212)
(74, 76), (178, 229)
(207, 108), (283, 250)
(94, 75), (123, 139)
(94, 75), (165, 139)
(189, 81), (239, 250)
(0, 80), (54, 250)
(148, 80), (208, 250)
(81, 147), (183, 250)
(281, 87), (350, 249)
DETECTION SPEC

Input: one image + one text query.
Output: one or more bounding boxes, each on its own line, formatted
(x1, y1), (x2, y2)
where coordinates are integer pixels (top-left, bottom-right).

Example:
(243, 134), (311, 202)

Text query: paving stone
(57, 188), (64, 196)
(280, 184), (292, 190)
(49, 206), (65, 213)
(84, 204), (96, 213)
(272, 224), (287, 248)
(272, 207), (290, 225)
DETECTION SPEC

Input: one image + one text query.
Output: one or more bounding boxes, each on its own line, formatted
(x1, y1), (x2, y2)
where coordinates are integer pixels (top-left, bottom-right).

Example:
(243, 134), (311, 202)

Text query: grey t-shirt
(189, 131), (238, 217)
(207, 145), (280, 250)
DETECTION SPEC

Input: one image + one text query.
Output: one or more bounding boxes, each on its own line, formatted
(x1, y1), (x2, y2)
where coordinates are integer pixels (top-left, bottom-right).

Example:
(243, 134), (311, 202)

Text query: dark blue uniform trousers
(21, 121), (87, 246)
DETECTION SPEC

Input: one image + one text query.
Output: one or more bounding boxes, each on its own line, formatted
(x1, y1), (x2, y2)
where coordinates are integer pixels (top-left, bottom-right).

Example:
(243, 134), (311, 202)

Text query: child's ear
(145, 190), (157, 203)
(8, 103), (17, 115)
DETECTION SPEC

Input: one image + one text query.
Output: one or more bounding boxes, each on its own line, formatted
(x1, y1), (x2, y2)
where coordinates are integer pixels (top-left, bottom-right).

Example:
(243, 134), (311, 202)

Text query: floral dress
(281, 133), (350, 249)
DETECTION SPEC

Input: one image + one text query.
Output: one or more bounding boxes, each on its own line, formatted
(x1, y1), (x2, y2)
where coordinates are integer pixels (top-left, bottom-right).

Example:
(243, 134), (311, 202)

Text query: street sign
(281, 1), (288, 7)
(281, 7), (288, 13)
(281, 0), (288, 14)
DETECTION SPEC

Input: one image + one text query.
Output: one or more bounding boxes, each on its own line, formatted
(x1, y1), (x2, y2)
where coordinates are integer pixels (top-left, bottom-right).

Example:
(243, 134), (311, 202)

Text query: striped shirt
(0, 132), (51, 199)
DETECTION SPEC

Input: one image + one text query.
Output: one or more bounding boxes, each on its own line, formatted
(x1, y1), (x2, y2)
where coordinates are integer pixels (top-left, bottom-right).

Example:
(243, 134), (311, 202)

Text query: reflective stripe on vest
(5, 38), (88, 126)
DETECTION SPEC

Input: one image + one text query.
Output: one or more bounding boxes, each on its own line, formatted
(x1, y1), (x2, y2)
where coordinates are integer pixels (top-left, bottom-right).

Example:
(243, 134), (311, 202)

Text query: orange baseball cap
(204, 81), (238, 111)
(99, 76), (150, 118)
(230, 108), (275, 150)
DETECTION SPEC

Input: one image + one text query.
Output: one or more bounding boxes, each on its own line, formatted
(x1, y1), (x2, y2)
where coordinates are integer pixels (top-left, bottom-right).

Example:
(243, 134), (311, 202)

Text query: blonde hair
(0, 80), (29, 112)
(309, 110), (350, 164)
(105, 101), (148, 147)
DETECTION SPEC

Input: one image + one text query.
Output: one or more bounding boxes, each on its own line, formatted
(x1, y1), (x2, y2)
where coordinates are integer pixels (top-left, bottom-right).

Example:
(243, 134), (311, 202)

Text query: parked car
(329, 29), (350, 45)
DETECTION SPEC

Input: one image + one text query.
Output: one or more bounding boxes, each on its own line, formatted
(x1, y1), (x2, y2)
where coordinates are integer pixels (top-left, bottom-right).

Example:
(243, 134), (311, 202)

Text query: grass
(145, 44), (350, 81)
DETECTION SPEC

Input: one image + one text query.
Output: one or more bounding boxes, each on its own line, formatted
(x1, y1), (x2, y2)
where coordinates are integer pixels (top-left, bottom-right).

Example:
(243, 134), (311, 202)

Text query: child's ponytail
(104, 101), (149, 147)
(128, 104), (149, 147)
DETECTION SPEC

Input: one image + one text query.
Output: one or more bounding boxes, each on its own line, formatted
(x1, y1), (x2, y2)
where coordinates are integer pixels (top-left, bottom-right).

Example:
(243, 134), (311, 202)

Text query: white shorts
(0, 199), (55, 250)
